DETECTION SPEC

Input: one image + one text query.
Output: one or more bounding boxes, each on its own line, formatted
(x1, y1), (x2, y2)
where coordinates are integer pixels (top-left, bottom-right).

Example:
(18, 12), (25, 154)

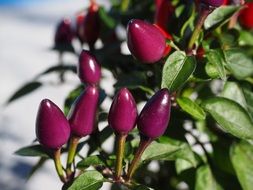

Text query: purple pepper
(78, 50), (101, 85)
(108, 88), (138, 135)
(36, 99), (70, 150)
(68, 85), (99, 137)
(127, 19), (166, 64)
(137, 88), (171, 139)
(54, 18), (74, 45)
(83, 2), (100, 48)
(201, 0), (224, 7)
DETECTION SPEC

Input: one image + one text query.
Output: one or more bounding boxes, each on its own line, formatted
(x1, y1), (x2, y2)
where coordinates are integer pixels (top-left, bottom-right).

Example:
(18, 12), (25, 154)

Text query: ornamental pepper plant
(12, 0), (253, 189)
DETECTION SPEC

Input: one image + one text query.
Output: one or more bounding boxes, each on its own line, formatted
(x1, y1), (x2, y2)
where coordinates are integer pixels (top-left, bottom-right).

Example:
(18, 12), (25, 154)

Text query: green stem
(53, 148), (66, 183)
(66, 136), (80, 177)
(58, 52), (64, 83)
(115, 134), (127, 180)
(126, 137), (152, 181)
(187, 7), (212, 53)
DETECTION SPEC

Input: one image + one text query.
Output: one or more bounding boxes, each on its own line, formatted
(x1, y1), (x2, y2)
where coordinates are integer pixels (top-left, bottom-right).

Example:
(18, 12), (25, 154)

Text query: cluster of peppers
(35, 0), (253, 187)
(36, 47), (171, 184)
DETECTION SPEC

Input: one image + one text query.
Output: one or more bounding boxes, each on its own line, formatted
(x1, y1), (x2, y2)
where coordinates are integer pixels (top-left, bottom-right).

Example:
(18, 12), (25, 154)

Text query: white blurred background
(0, 0), (112, 189)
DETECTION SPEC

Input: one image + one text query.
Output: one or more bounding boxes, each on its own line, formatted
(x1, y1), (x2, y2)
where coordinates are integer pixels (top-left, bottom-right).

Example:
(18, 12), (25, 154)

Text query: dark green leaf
(14, 144), (50, 158)
(204, 5), (241, 30)
(161, 51), (196, 92)
(68, 170), (104, 190)
(37, 64), (76, 77)
(242, 88), (253, 120)
(177, 97), (206, 120)
(64, 85), (84, 115)
(224, 49), (253, 80)
(7, 81), (42, 104)
(114, 71), (147, 89)
(202, 97), (253, 140)
(99, 7), (117, 29)
(206, 49), (226, 80)
(195, 165), (223, 190)
(27, 158), (47, 180)
(230, 141), (253, 190)
(77, 155), (106, 169)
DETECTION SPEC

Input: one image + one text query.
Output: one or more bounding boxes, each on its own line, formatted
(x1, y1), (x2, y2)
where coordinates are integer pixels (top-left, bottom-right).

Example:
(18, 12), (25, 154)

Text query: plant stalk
(53, 148), (66, 183)
(187, 6), (212, 52)
(126, 137), (152, 181)
(115, 133), (127, 180)
(66, 136), (80, 177)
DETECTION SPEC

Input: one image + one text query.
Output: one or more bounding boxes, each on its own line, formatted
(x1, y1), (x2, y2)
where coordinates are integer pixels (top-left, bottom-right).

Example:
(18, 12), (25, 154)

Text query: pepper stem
(187, 6), (213, 52)
(115, 134), (127, 180)
(53, 148), (66, 183)
(66, 136), (80, 177)
(126, 137), (152, 181)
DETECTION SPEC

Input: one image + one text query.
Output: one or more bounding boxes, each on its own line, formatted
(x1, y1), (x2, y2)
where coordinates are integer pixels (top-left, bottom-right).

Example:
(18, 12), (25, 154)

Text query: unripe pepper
(239, 2), (253, 29)
(83, 1), (100, 49)
(78, 50), (101, 85)
(68, 85), (99, 137)
(108, 88), (138, 135)
(54, 18), (74, 46)
(36, 99), (70, 150)
(127, 19), (166, 64)
(137, 88), (171, 139)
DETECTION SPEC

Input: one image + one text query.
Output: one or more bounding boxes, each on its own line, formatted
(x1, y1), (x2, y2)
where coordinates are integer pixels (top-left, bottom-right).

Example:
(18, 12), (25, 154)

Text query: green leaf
(161, 51), (196, 92)
(68, 171), (104, 190)
(64, 85), (84, 115)
(204, 5), (241, 30)
(77, 155), (106, 169)
(37, 64), (76, 77)
(7, 81), (42, 104)
(206, 49), (226, 80)
(99, 7), (117, 29)
(202, 97), (253, 140)
(195, 165), (223, 190)
(221, 82), (247, 110)
(27, 158), (47, 180)
(224, 49), (253, 80)
(205, 62), (220, 79)
(239, 30), (253, 46)
(14, 145), (50, 158)
(230, 141), (253, 190)
(177, 97), (206, 120)
(176, 158), (194, 174)
(141, 138), (197, 167)
(242, 88), (253, 120)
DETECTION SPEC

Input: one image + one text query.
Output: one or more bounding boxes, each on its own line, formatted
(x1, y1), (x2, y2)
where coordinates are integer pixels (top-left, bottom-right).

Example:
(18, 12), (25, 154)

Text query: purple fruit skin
(36, 99), (70, 150)
(201, 0), (224, 7)
(68, 85), (99, 137)
(137, 89), (171, 139)
(83, 8), (100, 47)
(78, 50), (101, 85)
(127, 19), (166, 64)
(108, 88), (138, 135)
(54, 18), (74, 45)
